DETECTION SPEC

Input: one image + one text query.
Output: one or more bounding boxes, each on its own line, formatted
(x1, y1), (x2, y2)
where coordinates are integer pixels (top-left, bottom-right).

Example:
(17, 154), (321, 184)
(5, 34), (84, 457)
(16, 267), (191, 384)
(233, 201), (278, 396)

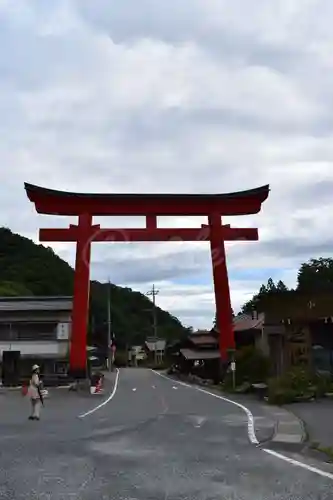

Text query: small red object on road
(94, 377), (103, 394)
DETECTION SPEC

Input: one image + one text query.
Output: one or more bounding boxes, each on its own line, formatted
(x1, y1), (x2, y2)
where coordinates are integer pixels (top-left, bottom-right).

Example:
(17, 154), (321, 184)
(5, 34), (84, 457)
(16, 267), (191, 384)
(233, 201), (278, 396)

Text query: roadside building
(0, 296), (72, 386)
(144, 337), (166, 364)
(130, 345), (147, 366)
(170, 329), (220, 381)
(260, 291), (333, 376)
(226, 292), (333, 377)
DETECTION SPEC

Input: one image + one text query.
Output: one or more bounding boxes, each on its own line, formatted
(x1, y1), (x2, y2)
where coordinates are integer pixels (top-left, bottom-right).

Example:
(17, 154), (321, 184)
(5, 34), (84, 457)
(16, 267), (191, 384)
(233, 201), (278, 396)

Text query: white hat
(32, 364), (39, 371)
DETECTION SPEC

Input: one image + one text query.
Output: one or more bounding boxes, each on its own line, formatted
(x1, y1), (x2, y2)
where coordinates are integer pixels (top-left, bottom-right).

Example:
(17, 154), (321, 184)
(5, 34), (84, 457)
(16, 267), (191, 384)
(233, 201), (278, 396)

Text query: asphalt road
(0, 368), (333, 499)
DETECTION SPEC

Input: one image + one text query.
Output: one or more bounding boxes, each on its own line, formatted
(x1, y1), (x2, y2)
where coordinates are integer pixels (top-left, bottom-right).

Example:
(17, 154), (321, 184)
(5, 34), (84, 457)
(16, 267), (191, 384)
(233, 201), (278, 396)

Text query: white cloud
(1, 0), (333, 329)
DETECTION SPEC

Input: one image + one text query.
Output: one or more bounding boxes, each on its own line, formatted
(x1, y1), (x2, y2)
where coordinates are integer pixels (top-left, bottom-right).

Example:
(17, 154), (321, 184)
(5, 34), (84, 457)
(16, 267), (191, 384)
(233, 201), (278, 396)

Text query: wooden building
(230, 292), (333, 376)
(259, 291), (333, 376)
(0, 296), (73, 385)
(170, 329), (220, 382)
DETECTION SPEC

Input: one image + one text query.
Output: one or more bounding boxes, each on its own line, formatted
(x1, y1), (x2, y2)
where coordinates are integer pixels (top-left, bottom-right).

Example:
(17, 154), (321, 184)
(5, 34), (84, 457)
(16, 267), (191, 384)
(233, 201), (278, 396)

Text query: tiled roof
(179, 348), (220, 360)
(0, 296), (73, 312)
(191, 329), (211, 335)
(0, 296), (73, 301)
(212, 313), (265, 333)
(233, 313), (265, 331)
(189, 335), (217, 345)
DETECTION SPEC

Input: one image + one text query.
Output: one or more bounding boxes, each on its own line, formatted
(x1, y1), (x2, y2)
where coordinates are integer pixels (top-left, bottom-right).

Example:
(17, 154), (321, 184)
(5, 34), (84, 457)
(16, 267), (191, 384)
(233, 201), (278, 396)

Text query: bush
(286, 366), (312, 393)
(267, 367), (333, 404)
(236, 346), (270, 383)
(268, 374), (298, 404)
(223, 346), (270, 390)
(267, 383), (298, 405)
(234, 381), (252, 394)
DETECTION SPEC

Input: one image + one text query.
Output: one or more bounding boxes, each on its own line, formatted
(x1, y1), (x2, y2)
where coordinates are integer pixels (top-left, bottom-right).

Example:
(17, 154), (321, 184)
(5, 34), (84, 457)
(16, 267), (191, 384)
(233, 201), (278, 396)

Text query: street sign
(231, 362), (236, 372)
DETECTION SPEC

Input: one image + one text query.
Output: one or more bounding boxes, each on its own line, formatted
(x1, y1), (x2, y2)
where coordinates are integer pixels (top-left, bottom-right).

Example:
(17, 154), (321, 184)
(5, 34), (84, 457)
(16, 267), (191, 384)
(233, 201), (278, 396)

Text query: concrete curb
(264, 406), (306, 445)
(218, 393), (307, 446)
(218, 393), (306, 446)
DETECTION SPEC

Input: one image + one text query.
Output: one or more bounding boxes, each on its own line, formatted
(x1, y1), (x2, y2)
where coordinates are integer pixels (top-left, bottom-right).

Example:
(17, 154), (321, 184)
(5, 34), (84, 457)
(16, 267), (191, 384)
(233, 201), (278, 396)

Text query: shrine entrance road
(0, 368), (333, 499)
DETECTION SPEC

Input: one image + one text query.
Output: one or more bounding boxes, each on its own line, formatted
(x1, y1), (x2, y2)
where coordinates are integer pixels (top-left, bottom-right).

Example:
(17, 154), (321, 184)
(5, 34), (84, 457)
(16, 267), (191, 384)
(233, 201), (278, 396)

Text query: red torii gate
(25, 183), (269, 379)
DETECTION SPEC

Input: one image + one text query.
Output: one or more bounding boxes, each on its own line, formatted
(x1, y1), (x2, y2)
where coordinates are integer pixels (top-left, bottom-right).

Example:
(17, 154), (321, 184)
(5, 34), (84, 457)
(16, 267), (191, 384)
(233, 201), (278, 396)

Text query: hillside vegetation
(0, 227), (190, 349)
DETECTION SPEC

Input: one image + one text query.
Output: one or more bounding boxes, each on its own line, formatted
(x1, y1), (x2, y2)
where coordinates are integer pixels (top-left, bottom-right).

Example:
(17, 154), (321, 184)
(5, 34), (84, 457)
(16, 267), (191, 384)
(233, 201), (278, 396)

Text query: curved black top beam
(25, 183), (269, 202)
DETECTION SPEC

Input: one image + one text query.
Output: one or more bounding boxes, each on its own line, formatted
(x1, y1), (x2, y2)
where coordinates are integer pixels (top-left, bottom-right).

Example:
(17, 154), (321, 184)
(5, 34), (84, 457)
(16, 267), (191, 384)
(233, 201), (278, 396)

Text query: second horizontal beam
(39, 226), (258, 242)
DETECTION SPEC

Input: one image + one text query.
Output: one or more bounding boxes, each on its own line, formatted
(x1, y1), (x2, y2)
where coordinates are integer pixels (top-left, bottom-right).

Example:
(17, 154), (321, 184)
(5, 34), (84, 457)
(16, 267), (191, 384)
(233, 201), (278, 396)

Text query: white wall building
(0, 296), (73, 382)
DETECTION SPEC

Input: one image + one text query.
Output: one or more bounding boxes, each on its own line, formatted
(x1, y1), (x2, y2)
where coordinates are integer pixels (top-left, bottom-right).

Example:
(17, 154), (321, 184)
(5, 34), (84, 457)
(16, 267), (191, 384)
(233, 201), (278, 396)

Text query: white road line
(152, 371), (333, 480)
(78, 368), (120, 418)
(172, 386), (178, 390)
(152, 370), (258, 444)
(132, 388), (137, 391)
(263, 448), (333, 481)
(194, 386), (258, 445)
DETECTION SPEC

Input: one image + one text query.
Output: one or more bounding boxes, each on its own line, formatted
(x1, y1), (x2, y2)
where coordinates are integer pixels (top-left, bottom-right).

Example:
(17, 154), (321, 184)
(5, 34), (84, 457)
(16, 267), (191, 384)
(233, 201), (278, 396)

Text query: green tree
(297, 258), (333, 293)
(0, 280), (33, 296)
(241, 278), (288, 313)
(266, 278), (276, 292)
(258, 284), (268, 295)
(276, 280), (288, 292)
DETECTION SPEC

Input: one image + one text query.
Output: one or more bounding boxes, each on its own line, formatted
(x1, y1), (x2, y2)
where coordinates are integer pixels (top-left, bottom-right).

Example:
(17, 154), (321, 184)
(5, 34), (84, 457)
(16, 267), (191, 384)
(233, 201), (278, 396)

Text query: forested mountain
(0, 227), (190, 349)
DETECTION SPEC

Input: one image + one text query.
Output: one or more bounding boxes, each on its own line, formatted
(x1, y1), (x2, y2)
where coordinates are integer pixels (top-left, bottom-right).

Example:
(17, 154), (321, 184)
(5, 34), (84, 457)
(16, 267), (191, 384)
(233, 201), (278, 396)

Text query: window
(54, 361), (68, 374)
(0, 322), (57, 341)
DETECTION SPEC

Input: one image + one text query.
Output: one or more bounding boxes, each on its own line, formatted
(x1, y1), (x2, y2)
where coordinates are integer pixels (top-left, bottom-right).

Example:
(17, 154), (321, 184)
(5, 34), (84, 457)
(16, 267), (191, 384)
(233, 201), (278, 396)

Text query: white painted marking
(263, 448), (333, 481)
(194, 386), (258, 445)
(152, 371), (333, 481)
(190, 416), (206, 428)
(172, 386), (178, 390)
(152, 370), (258, 444)
(132, 388), (137, 392)
(78, 368), (120, 418)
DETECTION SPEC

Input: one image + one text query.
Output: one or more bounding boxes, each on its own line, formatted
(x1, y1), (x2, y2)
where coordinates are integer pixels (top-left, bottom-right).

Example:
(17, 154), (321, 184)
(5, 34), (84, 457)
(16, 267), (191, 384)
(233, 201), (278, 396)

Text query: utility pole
(146, 284), (159, 364)
(107, 279), (112, 372)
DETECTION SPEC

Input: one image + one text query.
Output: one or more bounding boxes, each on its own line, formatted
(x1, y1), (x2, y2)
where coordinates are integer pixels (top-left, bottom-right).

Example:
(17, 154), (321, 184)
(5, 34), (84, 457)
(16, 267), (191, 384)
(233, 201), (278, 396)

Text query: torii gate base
(25, 183), (269, 379)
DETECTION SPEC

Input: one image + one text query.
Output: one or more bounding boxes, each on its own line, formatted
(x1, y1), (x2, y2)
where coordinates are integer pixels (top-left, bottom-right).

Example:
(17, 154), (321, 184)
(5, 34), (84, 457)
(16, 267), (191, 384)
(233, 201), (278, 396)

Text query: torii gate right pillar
(208, 214), (234, 362)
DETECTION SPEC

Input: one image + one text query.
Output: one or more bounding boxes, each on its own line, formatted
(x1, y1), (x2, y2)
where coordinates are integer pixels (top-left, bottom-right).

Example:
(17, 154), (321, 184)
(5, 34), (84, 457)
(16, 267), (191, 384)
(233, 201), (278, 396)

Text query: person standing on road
(28, 364), (43, 421)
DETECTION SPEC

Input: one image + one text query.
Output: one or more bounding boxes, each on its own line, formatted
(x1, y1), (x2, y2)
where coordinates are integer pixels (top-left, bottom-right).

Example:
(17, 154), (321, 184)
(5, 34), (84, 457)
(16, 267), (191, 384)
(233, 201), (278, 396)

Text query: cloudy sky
(1, 0), (332, 329)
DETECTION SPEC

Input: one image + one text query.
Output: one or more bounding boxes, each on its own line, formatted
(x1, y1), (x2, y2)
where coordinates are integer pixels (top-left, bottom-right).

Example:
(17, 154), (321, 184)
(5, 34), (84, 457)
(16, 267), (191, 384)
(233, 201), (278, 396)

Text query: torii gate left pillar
(70, 213), (92, 376)
(24, 183), (269, 379)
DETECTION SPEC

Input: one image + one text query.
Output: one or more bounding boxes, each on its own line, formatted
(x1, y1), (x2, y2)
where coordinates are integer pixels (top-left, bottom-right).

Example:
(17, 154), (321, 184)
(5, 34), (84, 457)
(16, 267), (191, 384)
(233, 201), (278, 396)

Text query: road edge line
(151, 370), (259, 444)
(78, 368), (120, 418)
(262, 448), (333, 481)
